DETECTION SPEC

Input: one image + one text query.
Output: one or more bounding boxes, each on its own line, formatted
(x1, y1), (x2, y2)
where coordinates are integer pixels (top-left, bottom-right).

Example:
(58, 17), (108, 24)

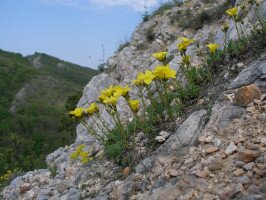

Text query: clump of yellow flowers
(0, 169), (17, 185)
(70, 144), (93, 164)
(68, 3), (264, 166)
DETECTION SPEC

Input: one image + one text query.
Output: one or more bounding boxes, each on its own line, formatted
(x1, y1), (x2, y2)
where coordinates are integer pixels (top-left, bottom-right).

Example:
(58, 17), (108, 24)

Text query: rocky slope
(1, 0), (266, 199)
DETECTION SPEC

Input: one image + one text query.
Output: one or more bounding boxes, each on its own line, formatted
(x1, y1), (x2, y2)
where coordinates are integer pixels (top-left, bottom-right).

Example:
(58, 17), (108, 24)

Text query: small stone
(246, 106), (256, 113)
(261, 138), (266, 146)
(198, 135), (207, 144)
(193, 170), (208, 178)
(253, 99), (262, 105)
(205, 136), (214, 143)
(260, 74), (266, 81)
(256, 156), (264, 163)
(233, 169), (245, 176)
(238, 176), (251, 184)
(243, 162), (255, 171)
(238, 149), (260, 163)
(169, 169), (178, 177)
(20, 185), (30, 194)
(123, 167), (130, 177)
(155, 136), (166, 143)
(232, 132), (245, 144)
(223, 72), (230, 80)
(253, 168), (266, 177)
(213, 138), (221, 147)
(235, 84), (262, 107)
(235, 160), (245, 168)
(203, 193), (217, 200)
(246, 194), (264, 200)
(184, 157), (193, 164)
(225, 142), (237, 156)
(205, 147), (219, 154)
(208, 157), (223, 171)
(27, 190), (36, 199)
(236, 62), (244, 68)
(259, 113), (266, 122)
(159, 131), (170, 139)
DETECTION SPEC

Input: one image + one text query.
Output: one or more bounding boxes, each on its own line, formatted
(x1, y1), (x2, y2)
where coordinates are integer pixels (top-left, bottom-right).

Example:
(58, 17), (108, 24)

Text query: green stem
(224, 32), (228, 50)
(162, 80), (173, 118)
(96, 113), (113, 131)
(235, 22), (241, 39)
(138, 86), (147, 119)
(154, 79), (164, 103)
(91, 115), (107, 135)
(254, 8), (264, 29)
(82, 120), (103, 142)
(145, 86), (157, 113)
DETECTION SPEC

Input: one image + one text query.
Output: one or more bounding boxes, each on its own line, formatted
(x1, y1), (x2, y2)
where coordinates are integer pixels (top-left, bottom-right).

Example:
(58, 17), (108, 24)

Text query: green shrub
(151, 0), (183, 18)
(179, 1), (231, 30)
(142, 14), (150, 22)
(145, 27), (155, 42)
(117, 42), (131, 52)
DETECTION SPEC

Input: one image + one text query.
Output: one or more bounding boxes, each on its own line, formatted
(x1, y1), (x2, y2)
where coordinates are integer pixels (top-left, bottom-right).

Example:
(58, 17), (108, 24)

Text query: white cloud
(41, 0), (163, 11)
(90, 0), (158, 11)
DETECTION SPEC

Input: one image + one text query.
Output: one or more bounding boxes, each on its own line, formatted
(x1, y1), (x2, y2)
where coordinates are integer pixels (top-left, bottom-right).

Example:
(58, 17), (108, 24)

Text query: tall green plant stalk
(224, 32), (228, 50)
(96, 113), (113, 131)
(82, 120), (103, 142)
(138, 86), (147, 119)
(235, 22), (241, 39)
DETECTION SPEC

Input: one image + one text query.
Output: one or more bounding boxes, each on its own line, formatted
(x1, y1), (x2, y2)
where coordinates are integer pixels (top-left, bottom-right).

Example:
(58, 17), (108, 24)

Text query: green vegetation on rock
(0, 49), (98, 175)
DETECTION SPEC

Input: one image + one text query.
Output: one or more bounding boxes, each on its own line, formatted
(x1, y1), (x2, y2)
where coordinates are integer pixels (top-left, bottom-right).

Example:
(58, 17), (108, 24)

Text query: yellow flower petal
(113, 85), (130, 97)
(85, 103), (99, 115)
(69, 108), (83, 118)
(177, 37), (195, 52)
(128, 99), (140, 112)
(152, 51), (167, 62)
(207, 43), (219, 53)
(153, 64), (177, 80)
(226, 7), (238, 18)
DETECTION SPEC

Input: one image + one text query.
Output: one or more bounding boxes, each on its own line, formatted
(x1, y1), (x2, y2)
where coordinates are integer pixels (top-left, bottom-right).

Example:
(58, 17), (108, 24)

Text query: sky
(0, 0), (165, 69)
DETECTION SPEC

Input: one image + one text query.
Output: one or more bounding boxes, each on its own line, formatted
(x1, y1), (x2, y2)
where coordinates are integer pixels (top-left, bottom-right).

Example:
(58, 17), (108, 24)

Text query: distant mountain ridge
(0, 49), (98, 174)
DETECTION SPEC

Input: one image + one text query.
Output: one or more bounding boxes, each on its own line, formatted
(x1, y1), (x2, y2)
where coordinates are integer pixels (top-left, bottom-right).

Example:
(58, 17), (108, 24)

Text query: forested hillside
(0, 49), (98, 174)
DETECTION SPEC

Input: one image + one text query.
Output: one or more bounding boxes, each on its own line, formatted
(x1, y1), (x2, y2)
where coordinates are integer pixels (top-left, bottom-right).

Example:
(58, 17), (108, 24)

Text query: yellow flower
(152, 51), (167, 62)
(133, 72), (145, 86)
(207, 43), (219, 53)
(98, 85), (115, 102)
(113, 85), (130, 97)
(153, 64), (177, 80)
(80, 151), (89, 164)
(128, 99), (140, 112)
(143, 70), (156, 85)
(69, 108), (83, 118)
(103, 95), (119, 106)
(133, 70), (155, 86)
(226, 7), (238, 18)
(70, 144), (85, 159)
(85, 103), (99, 115)
(177, 37), (194, 52)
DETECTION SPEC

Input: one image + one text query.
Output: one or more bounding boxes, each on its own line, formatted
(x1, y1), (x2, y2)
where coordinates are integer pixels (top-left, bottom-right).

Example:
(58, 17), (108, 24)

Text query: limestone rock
(225, 142), (237, 156)
(238, 149), (260, 163)
(155, 136), (166, 143)
(235, 84), (262, 107)
(159, 131), (170, 139)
